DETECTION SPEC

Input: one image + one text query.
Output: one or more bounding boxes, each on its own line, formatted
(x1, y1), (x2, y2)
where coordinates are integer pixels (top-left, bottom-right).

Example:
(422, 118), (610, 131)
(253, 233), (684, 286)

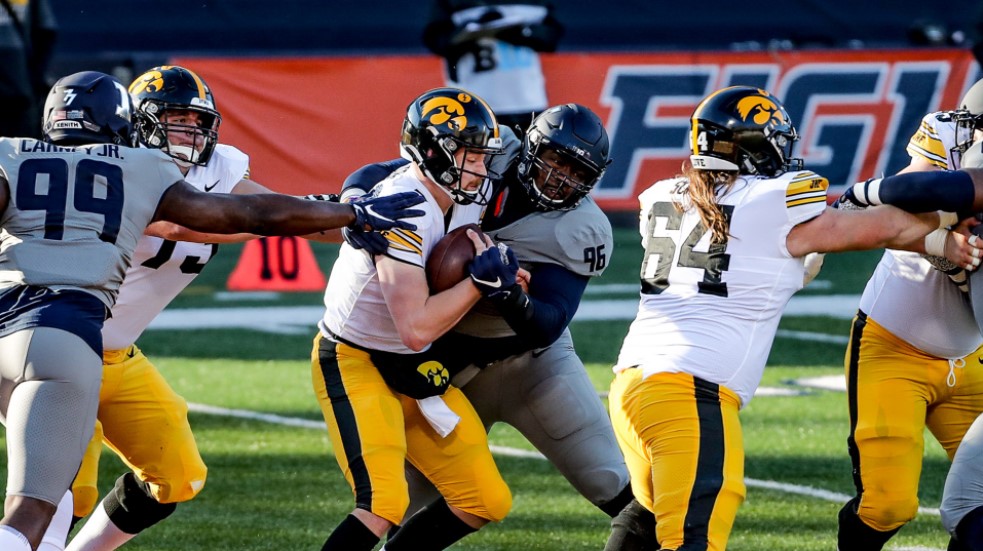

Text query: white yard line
(151, 294), (862, 334)
(186, 401), (942, 523)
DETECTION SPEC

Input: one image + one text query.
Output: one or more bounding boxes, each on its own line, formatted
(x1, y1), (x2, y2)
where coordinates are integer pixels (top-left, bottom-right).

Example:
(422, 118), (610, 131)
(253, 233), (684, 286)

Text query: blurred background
(13, 0), (983, 213)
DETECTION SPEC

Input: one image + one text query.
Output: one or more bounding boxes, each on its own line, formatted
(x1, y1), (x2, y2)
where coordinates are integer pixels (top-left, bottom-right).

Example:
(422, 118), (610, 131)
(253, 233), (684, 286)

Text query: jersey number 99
(16, 158), (125, 244)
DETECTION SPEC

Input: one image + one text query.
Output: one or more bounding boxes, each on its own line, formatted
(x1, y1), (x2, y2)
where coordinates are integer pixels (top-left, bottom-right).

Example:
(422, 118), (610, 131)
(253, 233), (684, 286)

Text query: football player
(0, 70), (423, 551)
(314, 87), (517, 551)
(607, 85), (963, 551)
(342, 104), (646, 548)
(834, 78), (983, 551)
(58, 65), (357, 551)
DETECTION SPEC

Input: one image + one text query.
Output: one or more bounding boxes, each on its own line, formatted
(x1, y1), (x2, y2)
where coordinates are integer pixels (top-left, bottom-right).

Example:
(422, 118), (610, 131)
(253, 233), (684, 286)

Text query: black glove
(349, 191), (425, 232)
(836, 179), (879, 208)
(342, 226), (390, 255)
(468, 242), (519, 298)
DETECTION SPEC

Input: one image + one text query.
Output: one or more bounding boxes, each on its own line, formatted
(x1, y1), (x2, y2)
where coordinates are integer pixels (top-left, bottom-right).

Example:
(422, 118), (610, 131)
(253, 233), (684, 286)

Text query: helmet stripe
(186, 70), (208, 100)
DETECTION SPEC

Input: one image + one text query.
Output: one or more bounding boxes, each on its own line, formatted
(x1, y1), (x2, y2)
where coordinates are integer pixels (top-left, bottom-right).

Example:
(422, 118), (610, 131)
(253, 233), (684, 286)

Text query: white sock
(0, 525), (33, 551)
(38, 490), (74, 550)
(65, 501), (135, 551)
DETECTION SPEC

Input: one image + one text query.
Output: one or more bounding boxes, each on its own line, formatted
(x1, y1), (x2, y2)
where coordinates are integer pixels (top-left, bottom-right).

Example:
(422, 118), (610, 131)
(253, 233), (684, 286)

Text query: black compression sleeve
(492, 263), (588, 348)
(877, 170), (975, 213)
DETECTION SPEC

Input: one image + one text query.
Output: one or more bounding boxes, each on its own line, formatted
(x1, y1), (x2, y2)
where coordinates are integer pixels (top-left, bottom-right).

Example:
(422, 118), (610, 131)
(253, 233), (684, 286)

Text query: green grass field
(0, 228), (958, 550)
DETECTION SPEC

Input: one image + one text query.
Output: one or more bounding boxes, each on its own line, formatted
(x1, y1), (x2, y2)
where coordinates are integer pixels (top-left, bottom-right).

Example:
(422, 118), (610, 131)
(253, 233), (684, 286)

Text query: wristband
(851, 178), (882, 206)
(938, 211), (959, 229)
(924, 229), (949, 257)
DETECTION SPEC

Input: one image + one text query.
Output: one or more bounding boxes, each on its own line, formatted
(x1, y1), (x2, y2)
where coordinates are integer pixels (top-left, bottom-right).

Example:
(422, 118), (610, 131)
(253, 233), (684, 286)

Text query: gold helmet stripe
(185, 69), (209, 100)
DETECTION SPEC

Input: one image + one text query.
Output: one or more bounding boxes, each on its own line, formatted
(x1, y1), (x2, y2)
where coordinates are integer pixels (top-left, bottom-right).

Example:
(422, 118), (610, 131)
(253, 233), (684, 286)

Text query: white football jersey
(320, 166), (483, 353)
(858, 113), (982, 359)
(615, 170), (828, 407)
(0, 139), (182, 308)
(102, 145), (248, 350)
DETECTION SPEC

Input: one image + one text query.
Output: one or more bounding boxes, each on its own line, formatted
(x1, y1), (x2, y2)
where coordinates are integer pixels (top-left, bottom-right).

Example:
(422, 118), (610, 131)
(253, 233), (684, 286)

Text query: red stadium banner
(174, 49), (980, 212)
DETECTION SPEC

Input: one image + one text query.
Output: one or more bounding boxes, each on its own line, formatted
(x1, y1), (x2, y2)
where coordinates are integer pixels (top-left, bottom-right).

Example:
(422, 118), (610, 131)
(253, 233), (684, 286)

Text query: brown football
(426, 223), (483, 293)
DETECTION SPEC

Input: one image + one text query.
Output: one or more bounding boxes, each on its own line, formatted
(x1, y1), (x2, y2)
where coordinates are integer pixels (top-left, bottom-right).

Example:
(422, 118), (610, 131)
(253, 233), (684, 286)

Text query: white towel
(417, 396), (461, 438)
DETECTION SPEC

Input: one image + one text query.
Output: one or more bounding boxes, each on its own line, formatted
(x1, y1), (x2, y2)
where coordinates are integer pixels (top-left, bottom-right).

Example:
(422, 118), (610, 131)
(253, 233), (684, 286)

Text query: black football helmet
(128, 66), (221, 166)
(42, 71), (136, 147)
(400, 87), (503, 205)
(952, 78), (983, 160)
(690, 85), (802, 177)
(517, 103), (611, 211)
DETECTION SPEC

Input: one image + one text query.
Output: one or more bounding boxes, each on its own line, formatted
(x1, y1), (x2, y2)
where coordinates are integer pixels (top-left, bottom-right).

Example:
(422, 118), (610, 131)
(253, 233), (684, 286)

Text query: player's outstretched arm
(154, 181), (424, 236)
(788, 205), (946, 257)
(839, 168), (983, 214)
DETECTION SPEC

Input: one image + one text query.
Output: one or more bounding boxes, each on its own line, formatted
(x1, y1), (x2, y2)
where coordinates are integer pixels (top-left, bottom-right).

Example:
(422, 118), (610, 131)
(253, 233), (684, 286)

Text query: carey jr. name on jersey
(20, 140), (124, 159)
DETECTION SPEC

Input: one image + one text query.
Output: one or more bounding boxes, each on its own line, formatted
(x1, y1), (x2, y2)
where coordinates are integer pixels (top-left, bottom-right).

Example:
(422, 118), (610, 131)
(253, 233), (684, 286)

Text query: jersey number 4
(641, 201), (732, 297)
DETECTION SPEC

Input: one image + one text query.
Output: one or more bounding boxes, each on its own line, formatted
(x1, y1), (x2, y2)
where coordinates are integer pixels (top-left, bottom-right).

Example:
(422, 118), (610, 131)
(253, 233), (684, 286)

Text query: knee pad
(104, 473), (178, 534)
(72, 484), (100, 518)
(451, 481), (511, 523)
(838, 497), (901, 551)
(857, 491), (919, 531)
(143, 454), (208, 504)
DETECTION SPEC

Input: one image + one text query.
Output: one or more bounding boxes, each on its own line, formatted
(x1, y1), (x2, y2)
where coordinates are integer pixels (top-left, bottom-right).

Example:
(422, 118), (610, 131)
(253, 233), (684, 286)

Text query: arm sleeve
(495, 262), (589, 348)
(873, 170), (975, 213)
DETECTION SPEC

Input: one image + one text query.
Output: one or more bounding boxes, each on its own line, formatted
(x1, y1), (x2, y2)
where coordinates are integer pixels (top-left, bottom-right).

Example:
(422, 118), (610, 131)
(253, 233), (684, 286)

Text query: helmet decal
(128, 69), (165, 96)
(421, 93), (471, 131)
(736, 94), (786, 126)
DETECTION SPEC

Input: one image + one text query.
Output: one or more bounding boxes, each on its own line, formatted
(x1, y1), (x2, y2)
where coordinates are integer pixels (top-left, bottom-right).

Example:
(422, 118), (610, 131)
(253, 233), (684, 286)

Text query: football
(426, 223), (483, 293)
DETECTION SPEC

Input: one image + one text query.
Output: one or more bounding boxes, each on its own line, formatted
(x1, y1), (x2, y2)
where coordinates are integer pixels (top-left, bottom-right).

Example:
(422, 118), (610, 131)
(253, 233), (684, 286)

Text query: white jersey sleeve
(101, 143), (249, 350)
(906, 112), (959, 169)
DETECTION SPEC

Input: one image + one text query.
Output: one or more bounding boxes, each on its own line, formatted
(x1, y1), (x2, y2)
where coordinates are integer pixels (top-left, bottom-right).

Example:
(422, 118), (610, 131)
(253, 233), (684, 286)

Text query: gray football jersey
(454, 195), (614, 338)
(0, 138), (183, 307)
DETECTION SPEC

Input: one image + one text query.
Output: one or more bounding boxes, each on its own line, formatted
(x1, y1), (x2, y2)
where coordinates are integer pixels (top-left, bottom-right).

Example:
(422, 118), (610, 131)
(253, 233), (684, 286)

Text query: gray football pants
(405, 328), (629, 515)
(942, 411), (983, 535)
(0, 327), (101, 505)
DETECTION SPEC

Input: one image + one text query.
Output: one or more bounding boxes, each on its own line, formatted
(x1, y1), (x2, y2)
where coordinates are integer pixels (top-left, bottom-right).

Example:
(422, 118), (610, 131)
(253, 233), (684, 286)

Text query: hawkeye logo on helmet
(129, 70), (166, 95)
(421, 95), (471, 131)
(736, 94), (786, 126)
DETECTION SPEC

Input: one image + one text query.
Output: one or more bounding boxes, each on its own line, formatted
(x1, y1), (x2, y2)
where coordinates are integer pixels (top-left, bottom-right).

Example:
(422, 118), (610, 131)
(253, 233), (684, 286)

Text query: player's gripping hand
(349, 191), (425, 232)
(832, 180), (876, 209)
(342, 226), (390, 255)
(467, 230), (519, 299)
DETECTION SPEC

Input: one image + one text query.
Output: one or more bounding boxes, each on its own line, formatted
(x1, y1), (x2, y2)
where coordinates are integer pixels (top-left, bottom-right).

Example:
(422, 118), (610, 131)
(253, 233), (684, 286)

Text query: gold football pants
(846, 313), (983, 531)
(311, 334), (511, 526)
(610, 369), (745, 551)
(72, 344), (207, 517)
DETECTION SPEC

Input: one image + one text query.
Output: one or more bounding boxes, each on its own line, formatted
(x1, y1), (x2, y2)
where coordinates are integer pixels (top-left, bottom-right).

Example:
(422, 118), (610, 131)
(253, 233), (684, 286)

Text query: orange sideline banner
(174, 49), (980, 212)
